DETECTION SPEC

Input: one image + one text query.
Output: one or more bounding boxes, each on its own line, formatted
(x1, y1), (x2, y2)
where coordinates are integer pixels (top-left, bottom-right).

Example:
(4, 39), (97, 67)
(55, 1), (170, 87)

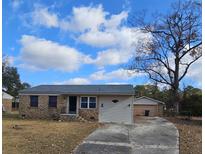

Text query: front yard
(167, 117), (202, 154)
(3, 113), (202, 154)
(3, 113), (99, 154)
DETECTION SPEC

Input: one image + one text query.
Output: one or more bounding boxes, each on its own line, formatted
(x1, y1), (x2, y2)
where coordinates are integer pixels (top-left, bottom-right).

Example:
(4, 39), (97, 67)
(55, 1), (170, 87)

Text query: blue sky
(3, 0), (202, 88)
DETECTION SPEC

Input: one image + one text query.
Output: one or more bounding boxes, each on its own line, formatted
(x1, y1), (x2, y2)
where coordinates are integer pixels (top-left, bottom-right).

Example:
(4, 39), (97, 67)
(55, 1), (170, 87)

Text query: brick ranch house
(19, 85), (164, 124)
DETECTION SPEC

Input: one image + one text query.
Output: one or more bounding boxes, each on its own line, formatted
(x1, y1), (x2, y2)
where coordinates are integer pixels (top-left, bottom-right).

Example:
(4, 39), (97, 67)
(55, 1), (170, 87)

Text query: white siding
(2, 92), (13, 100)
(99, 95), (133, 124)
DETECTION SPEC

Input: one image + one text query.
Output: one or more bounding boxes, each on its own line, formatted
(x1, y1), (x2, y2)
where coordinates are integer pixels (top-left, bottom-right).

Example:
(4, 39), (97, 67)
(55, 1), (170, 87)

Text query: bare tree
(130, 0), (202, 112)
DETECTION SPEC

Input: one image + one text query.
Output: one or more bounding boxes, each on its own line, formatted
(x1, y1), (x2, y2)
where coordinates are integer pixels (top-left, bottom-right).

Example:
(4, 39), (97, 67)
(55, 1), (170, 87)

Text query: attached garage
(133, 96), (165, 118)
(99, 95), (133, 124)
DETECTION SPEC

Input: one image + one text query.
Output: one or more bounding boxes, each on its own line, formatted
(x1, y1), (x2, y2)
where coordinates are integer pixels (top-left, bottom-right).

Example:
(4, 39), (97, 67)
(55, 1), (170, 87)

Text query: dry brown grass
(166, 117), (202, 154)
(3, 115), (98, 154)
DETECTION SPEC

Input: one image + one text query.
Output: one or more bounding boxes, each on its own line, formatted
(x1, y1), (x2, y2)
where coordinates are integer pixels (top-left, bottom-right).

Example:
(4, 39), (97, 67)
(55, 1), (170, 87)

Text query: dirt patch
(166, 117), (202, 154)
(3, 117), (99, 154)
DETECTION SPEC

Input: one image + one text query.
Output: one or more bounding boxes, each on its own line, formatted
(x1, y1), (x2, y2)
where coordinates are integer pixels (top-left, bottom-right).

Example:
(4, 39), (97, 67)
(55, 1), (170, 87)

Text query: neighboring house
(19, 85), (134, 124)
(133, 96), (165, 117)
(2, 91), (13, 112)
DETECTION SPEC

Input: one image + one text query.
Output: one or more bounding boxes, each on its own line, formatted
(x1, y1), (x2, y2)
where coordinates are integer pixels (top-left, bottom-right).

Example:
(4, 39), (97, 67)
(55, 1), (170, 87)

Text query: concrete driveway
(74, 117), (179, 154)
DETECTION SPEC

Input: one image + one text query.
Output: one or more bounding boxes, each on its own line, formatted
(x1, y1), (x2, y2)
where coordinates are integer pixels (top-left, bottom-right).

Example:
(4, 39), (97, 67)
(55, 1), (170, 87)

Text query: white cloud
(17, 4), (201, 87)
(78, 27), (136, 48)
(106, 82), (128, 85)
(90, 68), (142, 81)
(21, 5), (152, 68)
(6, 56), (15, 65)
(87, 28), (152, 67)
(19, 35), (91, 72)
(154, 55), (202, 88)
(54, 78), (90, 85)
(3, 56), (15, 66)
(53, 68), (141, 85)
(66, 6), (152, 67)
(11, 0), (22, 10)
(77, 14), (133, 48)
(185, 58), (202, 83)
(78, 31), (116, 48)
(59, 6), (128, 33)
(18, 63), (44, 71)
(59, 5), (107, 32)
(32, 7), (59, 28)
(90, 48), (132, 66)
(31, 4), (127, 33)
(163, 47), (202, 85)
(104, 11), (128, 29)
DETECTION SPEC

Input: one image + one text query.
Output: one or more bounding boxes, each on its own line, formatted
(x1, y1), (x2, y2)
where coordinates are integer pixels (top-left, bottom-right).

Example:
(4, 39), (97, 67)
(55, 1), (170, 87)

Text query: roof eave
(19, 92), (134, 96)
(135, 96), (165, 104)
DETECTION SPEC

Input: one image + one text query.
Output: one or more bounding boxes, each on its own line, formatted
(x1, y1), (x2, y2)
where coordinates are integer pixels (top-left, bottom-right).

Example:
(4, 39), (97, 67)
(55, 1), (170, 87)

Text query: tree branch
(179, 42), (202, 59)
(179, 56), (201, 81)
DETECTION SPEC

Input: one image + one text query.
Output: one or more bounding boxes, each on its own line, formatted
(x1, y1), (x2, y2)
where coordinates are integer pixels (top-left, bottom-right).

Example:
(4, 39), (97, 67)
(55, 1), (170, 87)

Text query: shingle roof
(134, 96), (165, 104)
(19, 85), (134, 95)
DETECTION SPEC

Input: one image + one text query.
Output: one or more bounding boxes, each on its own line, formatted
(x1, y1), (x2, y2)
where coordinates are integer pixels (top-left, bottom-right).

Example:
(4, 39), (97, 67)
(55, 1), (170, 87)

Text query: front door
(69, 96), (77, 114)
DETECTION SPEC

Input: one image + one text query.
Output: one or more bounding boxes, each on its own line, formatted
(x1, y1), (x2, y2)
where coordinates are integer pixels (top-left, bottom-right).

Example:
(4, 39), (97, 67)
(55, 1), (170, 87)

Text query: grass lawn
(167, 117), (202, 154)
(3, 113), (99, 154)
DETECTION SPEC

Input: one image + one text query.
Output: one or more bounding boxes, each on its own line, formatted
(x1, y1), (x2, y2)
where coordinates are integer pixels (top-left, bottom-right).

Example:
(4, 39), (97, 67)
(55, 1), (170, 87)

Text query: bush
(51, 113), (60, 120)
(180, 94), (202, 116)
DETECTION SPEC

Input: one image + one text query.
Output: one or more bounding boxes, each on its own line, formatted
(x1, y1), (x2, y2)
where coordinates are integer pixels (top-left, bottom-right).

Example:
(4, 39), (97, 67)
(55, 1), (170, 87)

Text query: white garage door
(99, 95), (133, 124)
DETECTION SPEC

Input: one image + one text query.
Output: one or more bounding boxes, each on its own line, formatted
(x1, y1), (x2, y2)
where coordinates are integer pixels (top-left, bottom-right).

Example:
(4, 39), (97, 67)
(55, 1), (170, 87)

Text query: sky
(3, 0), (202, 88)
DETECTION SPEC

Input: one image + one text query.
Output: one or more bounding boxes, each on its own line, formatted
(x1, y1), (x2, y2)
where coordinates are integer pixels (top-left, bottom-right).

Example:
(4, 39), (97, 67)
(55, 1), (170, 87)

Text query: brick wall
(79, 109), (98, 121)
(133, 104), (158, 117)
(133, 104), (164, 118)
(2, 99), (12, 112)
(19, 95), (99, 121)
(158, 104), (164, 116)
(78, 96), (99, 121)
(19, 95), (66, 119)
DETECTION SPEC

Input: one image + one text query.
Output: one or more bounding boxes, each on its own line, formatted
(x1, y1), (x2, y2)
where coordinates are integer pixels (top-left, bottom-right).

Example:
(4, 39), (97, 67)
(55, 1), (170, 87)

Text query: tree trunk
(172, 88), (180, 113)
(173, 57), (180, 113)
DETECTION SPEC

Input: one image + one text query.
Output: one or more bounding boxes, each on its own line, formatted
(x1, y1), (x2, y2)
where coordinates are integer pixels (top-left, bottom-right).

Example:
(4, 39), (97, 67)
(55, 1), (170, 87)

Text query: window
(30, 96), (38, 107)
(12, 102), (15, 108)
(81, 97), (88, 108)
(49, 96), (57, 107)
(16, 102), (19, 108)
(12, 102), (19, 109)
(80, 96), (96, 109)
(89, 97), (96, 108)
